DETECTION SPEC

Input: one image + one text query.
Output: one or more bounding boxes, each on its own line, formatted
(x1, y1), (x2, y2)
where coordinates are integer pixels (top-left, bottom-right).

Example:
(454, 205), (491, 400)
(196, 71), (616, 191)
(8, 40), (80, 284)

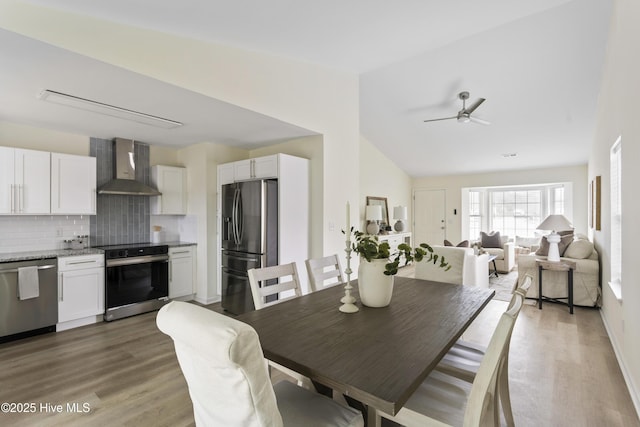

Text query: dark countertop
(165, 241), (197, 248)
(0, 248), (104, 263)
(0, 241), (196, 263)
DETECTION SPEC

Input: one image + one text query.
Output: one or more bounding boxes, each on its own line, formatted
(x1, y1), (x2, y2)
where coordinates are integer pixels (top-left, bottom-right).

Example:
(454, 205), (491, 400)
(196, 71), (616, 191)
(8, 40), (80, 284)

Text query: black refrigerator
(221, 179), (278, 314)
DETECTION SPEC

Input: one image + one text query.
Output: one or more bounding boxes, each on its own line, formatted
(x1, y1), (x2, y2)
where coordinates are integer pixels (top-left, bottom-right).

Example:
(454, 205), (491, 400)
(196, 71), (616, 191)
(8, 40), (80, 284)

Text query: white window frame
(463, 183), (572, 241)
(609, 136), (622, 300)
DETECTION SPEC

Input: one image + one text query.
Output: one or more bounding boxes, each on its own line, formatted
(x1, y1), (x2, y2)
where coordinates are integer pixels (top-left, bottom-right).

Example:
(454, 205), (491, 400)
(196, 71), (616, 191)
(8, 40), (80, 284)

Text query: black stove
(97, 242), (169, 260)
(98, 242), (170, 321)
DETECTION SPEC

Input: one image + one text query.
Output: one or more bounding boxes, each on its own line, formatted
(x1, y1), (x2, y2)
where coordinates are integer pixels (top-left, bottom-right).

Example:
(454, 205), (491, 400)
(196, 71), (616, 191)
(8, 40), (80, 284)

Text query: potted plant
(344, 228), (451, 307)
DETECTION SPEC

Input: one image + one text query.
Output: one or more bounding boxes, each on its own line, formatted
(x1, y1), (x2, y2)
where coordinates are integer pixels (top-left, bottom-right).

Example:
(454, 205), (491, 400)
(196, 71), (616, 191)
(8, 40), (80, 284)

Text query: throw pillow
(444, 239), (470, 248)
(535, 231), (574, 257)
(564, 239), (595, 259)
(480, 231), (502, 248)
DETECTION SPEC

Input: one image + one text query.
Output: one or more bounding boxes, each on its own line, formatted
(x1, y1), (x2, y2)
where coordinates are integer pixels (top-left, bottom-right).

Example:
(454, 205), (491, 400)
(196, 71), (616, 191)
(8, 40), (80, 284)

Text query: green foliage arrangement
(343, 228), (451, 276)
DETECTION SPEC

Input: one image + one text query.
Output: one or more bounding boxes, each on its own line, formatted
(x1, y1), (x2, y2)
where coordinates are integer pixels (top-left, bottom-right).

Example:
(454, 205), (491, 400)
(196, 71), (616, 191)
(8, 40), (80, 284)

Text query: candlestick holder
(339, 235), (359, 313)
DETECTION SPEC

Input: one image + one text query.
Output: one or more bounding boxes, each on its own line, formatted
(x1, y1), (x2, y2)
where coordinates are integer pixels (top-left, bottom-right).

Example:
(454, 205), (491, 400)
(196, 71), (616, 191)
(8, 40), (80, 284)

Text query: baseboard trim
(600, 310), (640, 420)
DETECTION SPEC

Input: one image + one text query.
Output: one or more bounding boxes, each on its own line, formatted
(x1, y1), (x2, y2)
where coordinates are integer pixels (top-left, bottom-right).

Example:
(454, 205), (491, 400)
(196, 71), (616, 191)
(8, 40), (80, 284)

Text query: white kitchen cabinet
(233, 155), (278, 181)
(51, 153), (97, 215)
(57, 254), (105, 330)
(218, 163), (235, 186)
(169, 245), (196, 299)
(0, 147), (50, 214)
(150, 165), (187, 215)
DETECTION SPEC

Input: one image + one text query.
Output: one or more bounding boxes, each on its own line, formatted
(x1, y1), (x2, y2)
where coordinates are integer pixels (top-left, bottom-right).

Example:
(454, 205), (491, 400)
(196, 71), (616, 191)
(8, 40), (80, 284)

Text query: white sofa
(517, 237), (600, 307)
(416, 245), (489, 288)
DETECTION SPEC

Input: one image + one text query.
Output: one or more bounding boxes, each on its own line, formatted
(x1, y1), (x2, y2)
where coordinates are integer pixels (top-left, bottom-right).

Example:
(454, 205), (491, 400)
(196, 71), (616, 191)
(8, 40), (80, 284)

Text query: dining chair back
(248, 262), (302, 310)
(434, 274), (532, 427)
(305, 254), (345, 292)
(414, 245), (469, 285)
(157, 301), (364, 427)
(248, 262), (312, 388)
(375, 291), (525, 427)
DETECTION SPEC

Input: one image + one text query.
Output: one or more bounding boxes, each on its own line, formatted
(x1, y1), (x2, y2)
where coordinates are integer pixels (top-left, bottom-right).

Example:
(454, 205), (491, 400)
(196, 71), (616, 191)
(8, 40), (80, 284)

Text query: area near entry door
(413, 189), (446, 246)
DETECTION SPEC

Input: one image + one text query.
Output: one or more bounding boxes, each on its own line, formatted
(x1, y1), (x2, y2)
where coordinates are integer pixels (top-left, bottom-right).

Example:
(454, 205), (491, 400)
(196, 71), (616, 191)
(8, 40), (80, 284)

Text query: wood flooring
(0, 291), (638, 426)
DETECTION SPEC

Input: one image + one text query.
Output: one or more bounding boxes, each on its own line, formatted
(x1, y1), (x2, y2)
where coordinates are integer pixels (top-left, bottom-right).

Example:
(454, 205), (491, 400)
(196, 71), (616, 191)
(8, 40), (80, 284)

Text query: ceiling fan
(423, 91), (490, 125)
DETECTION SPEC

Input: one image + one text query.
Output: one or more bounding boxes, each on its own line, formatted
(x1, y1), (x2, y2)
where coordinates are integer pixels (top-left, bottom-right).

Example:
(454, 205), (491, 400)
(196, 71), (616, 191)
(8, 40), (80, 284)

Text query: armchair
(479, 232), (515, 273)
(415, 245), (488, 288)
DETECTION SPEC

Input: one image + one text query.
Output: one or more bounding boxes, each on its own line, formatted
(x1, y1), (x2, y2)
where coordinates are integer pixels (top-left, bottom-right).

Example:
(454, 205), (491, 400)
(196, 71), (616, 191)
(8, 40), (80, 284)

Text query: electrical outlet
(56, 228), (63, 237)
(328, 222), (335, 232)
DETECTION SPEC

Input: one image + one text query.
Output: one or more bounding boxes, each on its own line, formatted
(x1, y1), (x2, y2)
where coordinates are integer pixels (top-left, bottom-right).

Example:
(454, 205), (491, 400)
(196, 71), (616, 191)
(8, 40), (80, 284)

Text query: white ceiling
(1, 0), (612, 176)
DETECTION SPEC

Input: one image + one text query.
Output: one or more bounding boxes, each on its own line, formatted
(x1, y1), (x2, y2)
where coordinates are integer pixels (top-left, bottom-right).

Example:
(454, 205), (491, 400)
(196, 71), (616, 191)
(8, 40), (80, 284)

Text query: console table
(536, 259), (576, 314)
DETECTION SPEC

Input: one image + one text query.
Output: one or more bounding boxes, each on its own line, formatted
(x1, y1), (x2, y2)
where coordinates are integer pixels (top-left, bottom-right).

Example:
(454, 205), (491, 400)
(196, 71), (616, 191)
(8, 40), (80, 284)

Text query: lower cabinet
(169, 246), (196, 299)
(57, 254), (104, 330)
(377, 232), (413, 265)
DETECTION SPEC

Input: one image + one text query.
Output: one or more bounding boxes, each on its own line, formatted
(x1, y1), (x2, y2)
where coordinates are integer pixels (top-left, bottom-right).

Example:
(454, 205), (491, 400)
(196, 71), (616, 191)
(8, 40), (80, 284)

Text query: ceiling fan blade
(469, 116), (491, 125)
(423, 115), (457, 123)
(464, 98), (485, 114)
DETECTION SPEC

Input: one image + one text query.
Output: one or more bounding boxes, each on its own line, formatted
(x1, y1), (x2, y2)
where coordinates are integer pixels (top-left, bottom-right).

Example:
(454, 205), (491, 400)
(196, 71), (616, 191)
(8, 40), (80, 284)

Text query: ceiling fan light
(457, 115), (470, 123)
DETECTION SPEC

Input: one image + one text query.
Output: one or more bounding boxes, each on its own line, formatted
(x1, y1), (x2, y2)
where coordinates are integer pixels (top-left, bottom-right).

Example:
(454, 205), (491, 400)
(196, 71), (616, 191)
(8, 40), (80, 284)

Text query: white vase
(358, 258), (394, 307)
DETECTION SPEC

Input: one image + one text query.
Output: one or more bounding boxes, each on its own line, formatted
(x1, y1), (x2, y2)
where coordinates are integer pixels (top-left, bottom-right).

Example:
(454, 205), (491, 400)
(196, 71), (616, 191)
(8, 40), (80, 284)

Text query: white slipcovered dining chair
(248, 262), (312, 388)
(373, 291), (525, 427)
(415, 245), (470, 285)
(305, 254), (345, 292)
(435, 274), (532, 427)
(157, 301), (364, 427)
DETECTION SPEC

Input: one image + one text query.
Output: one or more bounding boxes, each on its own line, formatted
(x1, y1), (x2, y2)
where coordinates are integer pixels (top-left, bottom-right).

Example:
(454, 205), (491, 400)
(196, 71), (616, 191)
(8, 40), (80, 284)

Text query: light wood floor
(1, 291), (638, 426)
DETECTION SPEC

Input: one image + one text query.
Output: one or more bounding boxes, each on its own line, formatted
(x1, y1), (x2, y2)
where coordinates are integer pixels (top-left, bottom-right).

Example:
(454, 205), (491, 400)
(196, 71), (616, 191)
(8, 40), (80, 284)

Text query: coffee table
(487, 254), (499, 278)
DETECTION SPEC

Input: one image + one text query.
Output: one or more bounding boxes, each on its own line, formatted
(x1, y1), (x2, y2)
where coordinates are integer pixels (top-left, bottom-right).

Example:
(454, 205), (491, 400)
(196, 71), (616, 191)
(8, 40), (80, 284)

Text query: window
(465, 183), (570, 240)
(610, 137), (622, 298)
(468, 191), (482, 240)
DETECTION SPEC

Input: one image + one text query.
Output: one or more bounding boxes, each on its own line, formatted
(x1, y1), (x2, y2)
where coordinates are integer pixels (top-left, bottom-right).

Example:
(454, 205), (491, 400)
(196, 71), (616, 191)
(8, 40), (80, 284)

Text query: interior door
(414, 189), (446, 246)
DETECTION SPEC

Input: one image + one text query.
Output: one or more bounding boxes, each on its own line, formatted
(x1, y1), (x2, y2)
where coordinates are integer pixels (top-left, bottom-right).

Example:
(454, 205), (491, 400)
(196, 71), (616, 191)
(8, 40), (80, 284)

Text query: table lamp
(365, 205), (383, 235)
(537, 214), (573, 262)
(393, 206), (407, 232)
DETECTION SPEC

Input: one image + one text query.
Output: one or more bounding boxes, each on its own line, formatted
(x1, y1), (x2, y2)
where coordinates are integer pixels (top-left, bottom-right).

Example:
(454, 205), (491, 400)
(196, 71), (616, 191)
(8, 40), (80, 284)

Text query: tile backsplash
(0, 215), (90, 252)
(89, 137), (151, 246)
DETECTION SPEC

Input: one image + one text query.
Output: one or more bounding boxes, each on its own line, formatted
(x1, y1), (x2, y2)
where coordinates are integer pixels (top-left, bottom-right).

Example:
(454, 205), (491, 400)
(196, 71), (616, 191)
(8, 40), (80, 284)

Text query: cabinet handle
(19, 184), (24, 213)
(171, 250), (190, 255)
(10, 184), (15, 213)
(59, 273), (64, 302)
(169, 261), (173, 282)
(67, 260), (98, 265)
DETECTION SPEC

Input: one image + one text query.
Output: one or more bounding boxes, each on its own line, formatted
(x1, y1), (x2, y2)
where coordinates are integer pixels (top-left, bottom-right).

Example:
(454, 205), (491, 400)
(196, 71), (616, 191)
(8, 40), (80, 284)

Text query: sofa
(517, 235), (600, 307)
(417, 245), (489, 288)
(477, 232), (515, 274)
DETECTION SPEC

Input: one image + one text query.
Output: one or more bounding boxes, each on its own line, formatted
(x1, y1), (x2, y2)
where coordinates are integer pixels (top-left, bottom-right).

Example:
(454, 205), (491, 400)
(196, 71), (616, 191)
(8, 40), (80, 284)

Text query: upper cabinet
(51, 153), (97, 215)
(150, 165), (187, 215)
(232, 155), (279, 182)
(0, 147), (51, 214)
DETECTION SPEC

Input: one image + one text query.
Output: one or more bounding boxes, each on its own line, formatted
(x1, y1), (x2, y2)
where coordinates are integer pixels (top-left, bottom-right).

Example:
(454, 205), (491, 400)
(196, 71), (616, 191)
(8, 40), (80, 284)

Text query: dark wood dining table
(237, 276), (494, 422)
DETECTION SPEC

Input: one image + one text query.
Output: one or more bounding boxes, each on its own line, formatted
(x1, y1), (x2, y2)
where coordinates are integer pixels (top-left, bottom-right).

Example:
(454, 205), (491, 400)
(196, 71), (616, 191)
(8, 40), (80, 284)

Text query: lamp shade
(365, 205), (383, 221)
(393, 206), (407, 220)
(537, 215), (573, 232)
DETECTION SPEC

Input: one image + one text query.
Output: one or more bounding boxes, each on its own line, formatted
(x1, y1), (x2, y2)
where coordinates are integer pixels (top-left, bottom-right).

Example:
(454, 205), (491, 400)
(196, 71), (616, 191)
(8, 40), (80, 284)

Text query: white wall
(589, 0), (640, 414)
(412, 165), (588, 244)
(359, 136), (413, 232)
(0, 121), (88, 155)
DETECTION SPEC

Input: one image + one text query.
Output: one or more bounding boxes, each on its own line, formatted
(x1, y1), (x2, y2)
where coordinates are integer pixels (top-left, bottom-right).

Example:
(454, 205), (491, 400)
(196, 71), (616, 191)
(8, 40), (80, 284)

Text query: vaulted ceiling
(1, 0), (612, 177)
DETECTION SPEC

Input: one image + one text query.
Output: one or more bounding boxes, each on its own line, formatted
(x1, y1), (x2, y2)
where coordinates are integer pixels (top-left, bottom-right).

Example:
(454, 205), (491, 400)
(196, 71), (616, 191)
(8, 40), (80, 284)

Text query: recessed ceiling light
(501, 153), (517, 158)
(37, 89), (183, 129)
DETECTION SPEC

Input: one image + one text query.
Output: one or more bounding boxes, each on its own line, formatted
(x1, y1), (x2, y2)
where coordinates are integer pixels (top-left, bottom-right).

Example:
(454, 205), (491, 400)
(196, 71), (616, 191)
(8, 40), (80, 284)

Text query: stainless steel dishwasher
(0, 258), (58, 343)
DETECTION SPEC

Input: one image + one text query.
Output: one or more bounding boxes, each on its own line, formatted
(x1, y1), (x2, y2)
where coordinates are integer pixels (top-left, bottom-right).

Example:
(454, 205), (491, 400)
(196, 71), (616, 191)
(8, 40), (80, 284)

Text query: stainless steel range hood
(97, 138), (161, 196)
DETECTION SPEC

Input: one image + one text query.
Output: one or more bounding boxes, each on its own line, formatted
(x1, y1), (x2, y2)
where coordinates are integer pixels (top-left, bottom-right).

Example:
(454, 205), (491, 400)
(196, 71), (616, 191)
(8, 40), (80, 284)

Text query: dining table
(236, 276), (495, 425)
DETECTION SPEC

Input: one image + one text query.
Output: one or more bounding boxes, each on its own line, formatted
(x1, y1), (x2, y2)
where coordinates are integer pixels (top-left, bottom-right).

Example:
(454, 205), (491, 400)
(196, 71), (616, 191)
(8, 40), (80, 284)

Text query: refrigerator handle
(237, 187), (244, 243)
(232, 188), (240, 245)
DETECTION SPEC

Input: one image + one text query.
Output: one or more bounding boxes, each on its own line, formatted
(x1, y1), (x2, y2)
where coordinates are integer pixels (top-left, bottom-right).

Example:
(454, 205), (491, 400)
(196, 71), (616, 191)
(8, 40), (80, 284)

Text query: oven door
(105, 255), (169, 310)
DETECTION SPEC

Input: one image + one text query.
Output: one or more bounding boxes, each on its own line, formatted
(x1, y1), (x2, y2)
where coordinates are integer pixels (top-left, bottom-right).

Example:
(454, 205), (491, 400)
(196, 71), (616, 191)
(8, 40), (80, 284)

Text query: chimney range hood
(97, 138), (161, 196)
